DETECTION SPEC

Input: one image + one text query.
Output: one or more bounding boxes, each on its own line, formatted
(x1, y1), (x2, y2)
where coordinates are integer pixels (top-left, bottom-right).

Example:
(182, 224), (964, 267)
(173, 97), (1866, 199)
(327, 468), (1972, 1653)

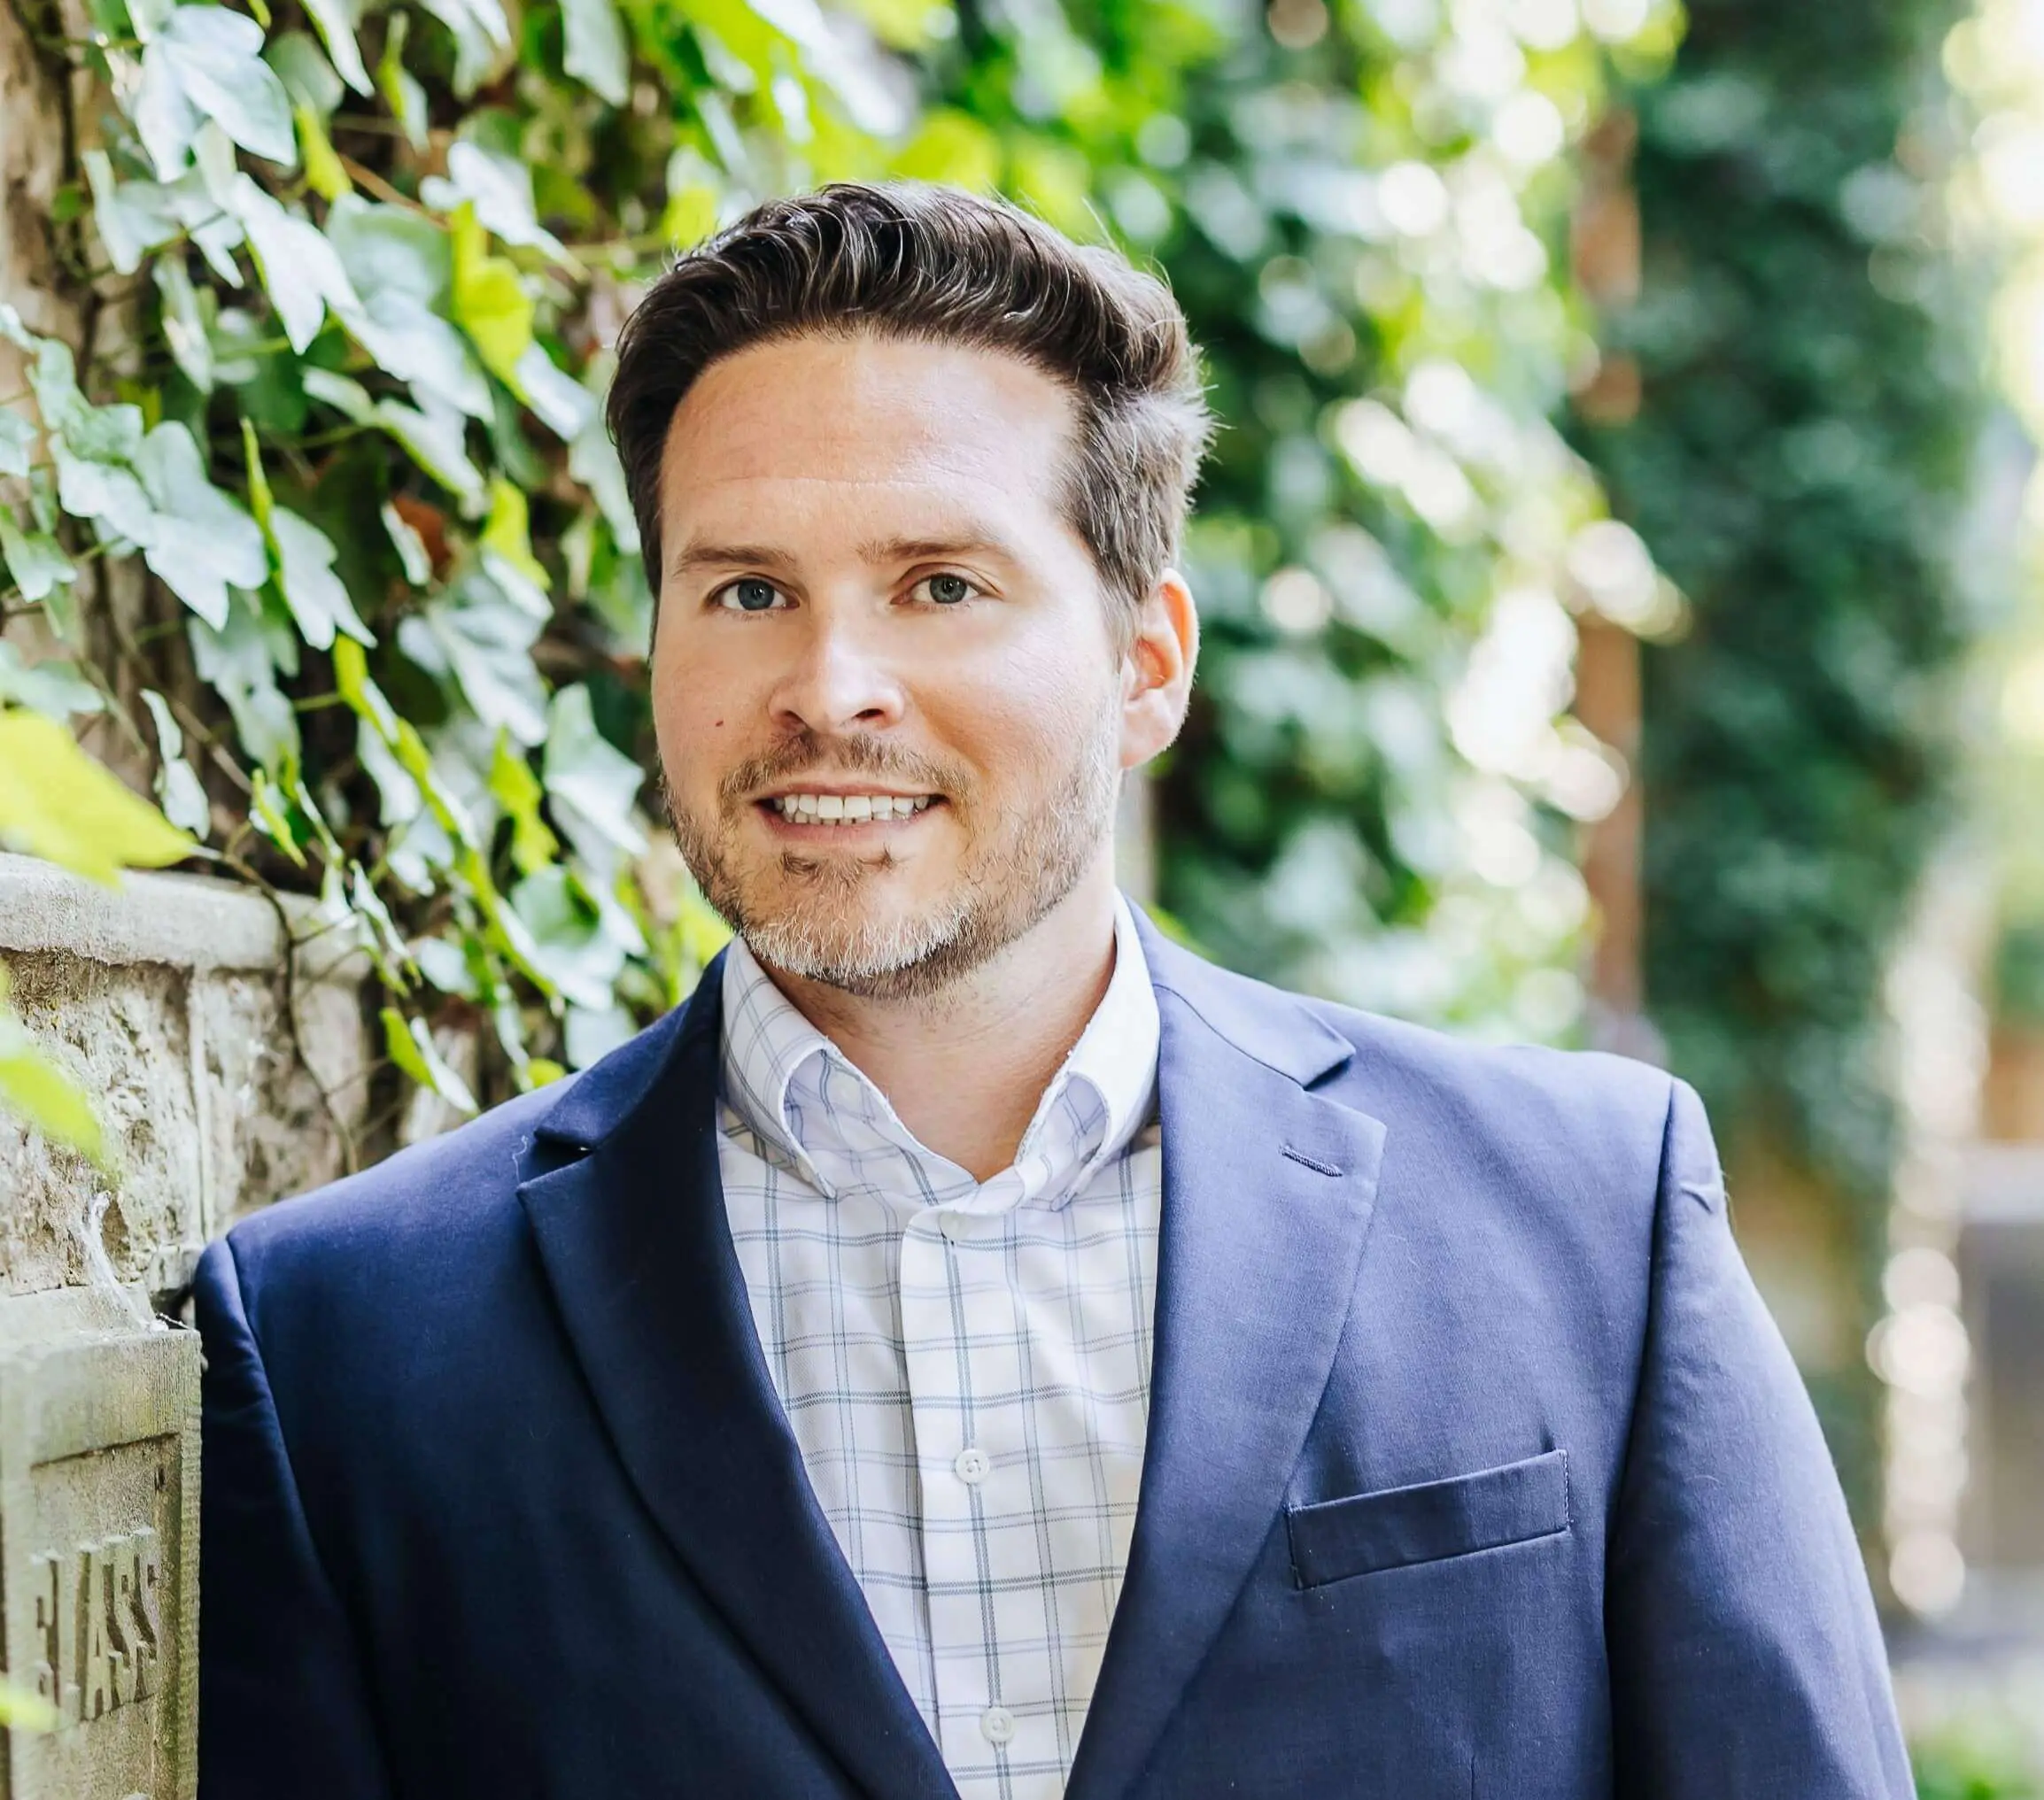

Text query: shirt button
(954, 1445), (989, 1485)
(979, 1705), (1016, 1747)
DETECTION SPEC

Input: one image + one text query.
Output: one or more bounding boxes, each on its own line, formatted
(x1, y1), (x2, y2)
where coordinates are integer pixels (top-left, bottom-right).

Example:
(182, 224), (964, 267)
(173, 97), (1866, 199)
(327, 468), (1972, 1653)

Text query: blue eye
(922, 574), (974, 605)
(725, 578), (780, 613)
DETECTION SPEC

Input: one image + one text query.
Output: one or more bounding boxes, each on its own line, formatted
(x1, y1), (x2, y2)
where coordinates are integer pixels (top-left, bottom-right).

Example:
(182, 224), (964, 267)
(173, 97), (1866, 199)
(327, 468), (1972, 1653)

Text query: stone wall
(0, 854), (371, 1797)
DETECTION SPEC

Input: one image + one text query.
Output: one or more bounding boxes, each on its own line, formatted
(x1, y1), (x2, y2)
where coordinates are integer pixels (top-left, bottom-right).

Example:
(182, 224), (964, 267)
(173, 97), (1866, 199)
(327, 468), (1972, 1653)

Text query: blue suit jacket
(195, 910), (1912, 1798)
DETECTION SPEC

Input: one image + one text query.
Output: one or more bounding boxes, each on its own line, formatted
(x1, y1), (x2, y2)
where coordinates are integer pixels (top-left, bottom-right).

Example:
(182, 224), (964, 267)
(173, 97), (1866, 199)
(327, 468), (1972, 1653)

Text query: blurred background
(3, 0), (2044, 1781)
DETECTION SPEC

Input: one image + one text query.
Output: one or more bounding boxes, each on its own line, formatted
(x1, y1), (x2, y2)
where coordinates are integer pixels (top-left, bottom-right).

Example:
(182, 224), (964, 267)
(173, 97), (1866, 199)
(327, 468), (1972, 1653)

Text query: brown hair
(604, 181), (1212, 644)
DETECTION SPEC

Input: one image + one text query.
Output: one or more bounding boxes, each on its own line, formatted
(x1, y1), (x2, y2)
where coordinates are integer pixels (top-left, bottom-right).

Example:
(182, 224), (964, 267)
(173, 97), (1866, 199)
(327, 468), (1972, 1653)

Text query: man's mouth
(759, 792), (941, 826)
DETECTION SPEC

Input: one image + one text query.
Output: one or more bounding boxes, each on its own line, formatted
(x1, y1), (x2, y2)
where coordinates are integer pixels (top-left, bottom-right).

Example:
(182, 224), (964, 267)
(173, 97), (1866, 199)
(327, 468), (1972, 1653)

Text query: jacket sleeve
(1606, 1078), (1914, 1799)
(195, 1232), (392, 1800)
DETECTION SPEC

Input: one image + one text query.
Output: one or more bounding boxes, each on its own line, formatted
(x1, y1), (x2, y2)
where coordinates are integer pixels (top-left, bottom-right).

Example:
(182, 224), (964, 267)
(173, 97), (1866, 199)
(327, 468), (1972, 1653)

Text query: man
(196, 182), (1913, 1799)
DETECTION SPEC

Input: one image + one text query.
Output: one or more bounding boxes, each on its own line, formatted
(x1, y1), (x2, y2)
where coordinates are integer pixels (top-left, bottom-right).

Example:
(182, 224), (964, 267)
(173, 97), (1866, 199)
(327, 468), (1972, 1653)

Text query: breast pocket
(1285, 1448), (1571, 1588)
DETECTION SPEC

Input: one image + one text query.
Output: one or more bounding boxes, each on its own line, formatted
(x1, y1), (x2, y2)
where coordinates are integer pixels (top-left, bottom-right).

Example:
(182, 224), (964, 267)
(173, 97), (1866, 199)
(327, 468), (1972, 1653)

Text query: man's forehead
(660, 334), (1076, 496)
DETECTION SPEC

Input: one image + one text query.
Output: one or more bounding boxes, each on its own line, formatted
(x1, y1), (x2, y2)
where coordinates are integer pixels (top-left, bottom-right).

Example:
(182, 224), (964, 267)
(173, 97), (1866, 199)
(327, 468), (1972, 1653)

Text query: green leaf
(299, 0), (371, 96)
(0, 708), (195, 883)
(81, 151), (184, 275)
(420, 142), (569, 262)
(53, 448), (158, 548)
(189, 592), (300, 769)
(0, 643), (102, 718)
(0, 998), (107, 1168)
(132, 420), (268, 627)
(381, 500), (434, 584)
(267, 28), (345, 115)
(561, 0), (630, 105)
(270, 506), (373, 648)
(414, 0), (511, 97)
(247, 767), (307, 864)
(300, 367), (374, 421)
(489, 728), (558, 873)
(139, 689), (213, 838)
(0, 510), (77, 603)
(374, 396), (485, 507)
(152, 255), (215, 392)
(447, 204), (534, 389)
(232, 175), (360, 354)
(507, 343), (593, 440)
(381, 1007), (478, 1113)
(376, 14), (430, 151)
(507, 864), (625, 1008)
(543, 684), (646, 870)
(0, 412), (34, 478)
(477, 475), (550, 616)
(143, 4), (298, 170)
(396, 584), (546, 742)
(296, 102), (352, 200)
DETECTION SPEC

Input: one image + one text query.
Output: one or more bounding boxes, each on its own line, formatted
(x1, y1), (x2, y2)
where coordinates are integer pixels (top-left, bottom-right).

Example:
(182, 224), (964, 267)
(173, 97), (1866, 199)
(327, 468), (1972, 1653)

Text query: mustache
(716, 731), (965, 808)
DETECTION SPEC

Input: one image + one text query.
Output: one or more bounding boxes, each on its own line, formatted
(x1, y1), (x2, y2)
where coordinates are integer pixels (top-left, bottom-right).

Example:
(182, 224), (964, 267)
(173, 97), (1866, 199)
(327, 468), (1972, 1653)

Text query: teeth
(770, 794), (934, 823)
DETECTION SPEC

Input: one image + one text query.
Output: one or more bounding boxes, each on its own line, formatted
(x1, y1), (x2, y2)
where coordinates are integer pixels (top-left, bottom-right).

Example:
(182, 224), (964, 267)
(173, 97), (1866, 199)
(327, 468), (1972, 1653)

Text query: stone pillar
(0, 853), (371, 1794)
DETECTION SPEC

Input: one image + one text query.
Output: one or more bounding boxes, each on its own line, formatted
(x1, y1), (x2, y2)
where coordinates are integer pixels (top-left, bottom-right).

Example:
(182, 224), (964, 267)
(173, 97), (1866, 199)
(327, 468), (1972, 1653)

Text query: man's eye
(718, 578), (785, 613)
(916, 574), (978, 606)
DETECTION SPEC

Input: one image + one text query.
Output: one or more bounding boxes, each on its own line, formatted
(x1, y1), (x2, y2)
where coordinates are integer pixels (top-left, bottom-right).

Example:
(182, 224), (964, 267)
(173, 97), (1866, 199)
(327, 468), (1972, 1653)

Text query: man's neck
(761, 863), (1123, 1182)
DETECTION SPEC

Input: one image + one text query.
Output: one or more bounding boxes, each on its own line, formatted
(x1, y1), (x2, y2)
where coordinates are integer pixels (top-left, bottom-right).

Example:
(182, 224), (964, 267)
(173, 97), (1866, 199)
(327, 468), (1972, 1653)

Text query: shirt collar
(718, 892), (1160, 1211)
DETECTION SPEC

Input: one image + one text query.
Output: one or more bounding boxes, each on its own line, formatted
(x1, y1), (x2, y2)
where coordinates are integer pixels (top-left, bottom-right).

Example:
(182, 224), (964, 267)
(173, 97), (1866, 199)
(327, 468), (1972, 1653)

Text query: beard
(663, 712), (1122, 1002)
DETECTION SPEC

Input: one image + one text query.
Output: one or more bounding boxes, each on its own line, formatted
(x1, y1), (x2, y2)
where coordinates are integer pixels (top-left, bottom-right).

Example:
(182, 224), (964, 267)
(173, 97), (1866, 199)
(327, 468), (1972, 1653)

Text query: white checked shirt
(716, 893), (1163, 1800)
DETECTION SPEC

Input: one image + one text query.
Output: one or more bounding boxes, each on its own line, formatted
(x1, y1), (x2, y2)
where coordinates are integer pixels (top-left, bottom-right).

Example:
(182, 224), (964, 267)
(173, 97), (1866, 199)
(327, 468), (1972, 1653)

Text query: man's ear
(1119, 570), (1198, 771)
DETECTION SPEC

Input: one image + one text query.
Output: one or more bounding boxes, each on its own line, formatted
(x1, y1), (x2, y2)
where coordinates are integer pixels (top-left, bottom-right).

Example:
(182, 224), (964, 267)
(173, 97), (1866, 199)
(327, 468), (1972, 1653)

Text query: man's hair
(604, 181), (1213, 644)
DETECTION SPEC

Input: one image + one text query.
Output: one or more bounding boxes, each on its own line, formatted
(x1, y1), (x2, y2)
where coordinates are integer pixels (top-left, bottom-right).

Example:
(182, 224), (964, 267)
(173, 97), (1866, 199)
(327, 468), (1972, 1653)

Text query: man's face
(649, 332), (1140, 998)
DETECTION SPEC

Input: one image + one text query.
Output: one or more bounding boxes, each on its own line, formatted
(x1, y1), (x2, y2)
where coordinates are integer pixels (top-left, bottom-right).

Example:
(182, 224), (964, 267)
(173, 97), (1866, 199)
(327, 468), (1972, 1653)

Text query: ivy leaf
(139, 689), (213, 838)
(141, 4), (298, 171)
(420, 141), (569, 262)
(381, 1007), (479, 1113)
(447, 203), (533, 388)
(81, 151), (186, 275)
(382, 499), (434, 583)
(295, 103), (352, 200)
(133, 420), (267, 628)
(0, 413), (34, 478)
(488, 728), (559, 873)
(0, 1013), (107, 1167)
(0, 707), (195, 883)
(270, 506), (374, 648)
(477, 475), (550, 619)
(0, 510), (77, 603)
(189, 591), (300, 769)
(53, 450), (159, 550)
(232, 175), (360, 353)
(374, 396), (486, 507)
(507, 866), (626, 1008)
(152, 255), (214, 391)
(414, 0), (511, 97)
(543, 684), (647, 870)
(247, 767), (307, 864)
(376, 13), (430, 150)
(326, 197), (493, 418)
(267, 28), (345, 115)
(0, 642), (101, 718)
(509, 343), (594, 440)
(300, 367), (374, 420)
(397, 583), (546, 744)
(561, 0), (630, 105)
(300, 0), (372, 96)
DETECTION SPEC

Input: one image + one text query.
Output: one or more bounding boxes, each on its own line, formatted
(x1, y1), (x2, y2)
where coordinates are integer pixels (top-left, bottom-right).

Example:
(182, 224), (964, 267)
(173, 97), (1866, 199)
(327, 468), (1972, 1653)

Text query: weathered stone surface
(0, 1287), (199, 1800)
(0, 854), (374, 1300)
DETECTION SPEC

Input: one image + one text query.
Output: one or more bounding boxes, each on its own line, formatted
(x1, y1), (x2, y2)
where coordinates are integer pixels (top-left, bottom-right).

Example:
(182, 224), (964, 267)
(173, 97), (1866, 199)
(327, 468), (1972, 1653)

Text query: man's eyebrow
(855, 533), (1023, 566)
(666, 542), (801, 578)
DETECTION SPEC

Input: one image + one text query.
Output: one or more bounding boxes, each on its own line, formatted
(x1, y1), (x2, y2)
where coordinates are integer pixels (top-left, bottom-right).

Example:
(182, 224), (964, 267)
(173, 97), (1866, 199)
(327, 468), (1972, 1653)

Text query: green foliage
(1576, 0), (1985, 1503)
(0, 707), (200, 1164)
(1913, 1717), (2043, 1800)
(0, 0), (1679, 1130)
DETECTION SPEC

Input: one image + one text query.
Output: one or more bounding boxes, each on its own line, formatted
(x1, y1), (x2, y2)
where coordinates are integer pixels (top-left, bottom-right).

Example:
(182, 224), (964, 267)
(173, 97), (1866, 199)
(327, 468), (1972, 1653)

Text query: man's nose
(766, 606), (908, 737)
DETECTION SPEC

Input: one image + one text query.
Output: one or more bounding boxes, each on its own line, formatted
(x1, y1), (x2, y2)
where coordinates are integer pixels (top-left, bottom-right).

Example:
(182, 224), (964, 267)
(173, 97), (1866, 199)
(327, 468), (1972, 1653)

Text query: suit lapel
(517, 962), (956, 1800)
(1065, 916), (1390, 1800)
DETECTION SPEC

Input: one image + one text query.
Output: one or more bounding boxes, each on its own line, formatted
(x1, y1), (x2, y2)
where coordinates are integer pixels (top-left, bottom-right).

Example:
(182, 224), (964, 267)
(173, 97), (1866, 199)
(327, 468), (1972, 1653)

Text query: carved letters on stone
(0, 1294), (199, 1800)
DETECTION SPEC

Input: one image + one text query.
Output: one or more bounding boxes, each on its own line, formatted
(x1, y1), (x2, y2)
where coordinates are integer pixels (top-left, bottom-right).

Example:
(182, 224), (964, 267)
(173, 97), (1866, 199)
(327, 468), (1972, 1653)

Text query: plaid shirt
(716, 893), (1163, 1800)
